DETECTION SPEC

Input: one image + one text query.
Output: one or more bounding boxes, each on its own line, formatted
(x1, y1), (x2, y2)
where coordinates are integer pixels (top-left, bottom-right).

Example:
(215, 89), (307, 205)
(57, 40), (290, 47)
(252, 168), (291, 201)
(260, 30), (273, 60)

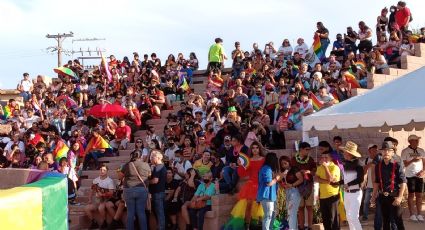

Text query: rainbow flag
(331, 91), (340, 103)
(177, 72), (191, 93)
(2, 105), (12, 119)
(100, 52), (113, 83)
(344, 72), (361, 88)
(313, 34), (324, 61)
(53, 140), (69, 162)
(180, 77), (190, 92)
(355, 61), (366, 70)
(309, 92), (323, 111)
(84, 135), (112, 156)
(238, 153), (250, 169)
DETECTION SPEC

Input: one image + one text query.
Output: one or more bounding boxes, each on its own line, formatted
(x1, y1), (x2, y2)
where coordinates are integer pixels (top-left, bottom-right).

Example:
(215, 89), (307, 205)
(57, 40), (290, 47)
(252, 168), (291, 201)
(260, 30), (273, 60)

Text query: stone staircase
(69, 43), (425, 229)
(351, 43), (425, 96)
(290, 43), (425, 155)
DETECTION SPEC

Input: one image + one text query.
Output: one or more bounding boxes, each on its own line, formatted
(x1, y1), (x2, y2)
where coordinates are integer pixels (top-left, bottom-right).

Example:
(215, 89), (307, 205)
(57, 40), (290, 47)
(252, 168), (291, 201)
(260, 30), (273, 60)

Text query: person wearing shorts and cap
(340, 141), (364, 230)
(372, 141), (407, 230)
(401, 134), (425, 222)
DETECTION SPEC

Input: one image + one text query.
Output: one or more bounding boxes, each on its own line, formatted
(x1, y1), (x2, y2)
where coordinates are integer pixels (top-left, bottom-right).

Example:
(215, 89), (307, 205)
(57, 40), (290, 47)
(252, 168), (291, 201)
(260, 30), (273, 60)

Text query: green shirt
(195, 182), (216, 205)
(209, 43), (225, 62)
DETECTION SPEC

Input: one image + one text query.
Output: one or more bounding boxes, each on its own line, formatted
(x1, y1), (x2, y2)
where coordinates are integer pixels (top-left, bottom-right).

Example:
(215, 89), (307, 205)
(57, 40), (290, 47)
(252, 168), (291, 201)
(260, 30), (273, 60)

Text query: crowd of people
(0, 1), (425, 230)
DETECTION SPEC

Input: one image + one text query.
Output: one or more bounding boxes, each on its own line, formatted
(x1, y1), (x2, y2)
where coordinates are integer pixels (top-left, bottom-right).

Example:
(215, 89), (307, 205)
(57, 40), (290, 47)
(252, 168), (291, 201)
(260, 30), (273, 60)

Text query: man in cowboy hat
(372, 141), (407, 230)
(401, 134), (425, 222)
(340, 141), (364, 230)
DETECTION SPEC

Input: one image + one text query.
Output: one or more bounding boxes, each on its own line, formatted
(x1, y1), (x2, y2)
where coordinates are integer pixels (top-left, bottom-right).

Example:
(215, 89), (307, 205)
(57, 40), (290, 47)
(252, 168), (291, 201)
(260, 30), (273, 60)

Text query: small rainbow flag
(53, 140), (69, 162)
(344, 72), (361, 88)
(313, 34), (324, 61)
(355, 61), (366, 70)
(238, 153), (250, 169)
(180, 77), (190, 92)
(309, 92), (324, 111)
(100, 52), (113, 83)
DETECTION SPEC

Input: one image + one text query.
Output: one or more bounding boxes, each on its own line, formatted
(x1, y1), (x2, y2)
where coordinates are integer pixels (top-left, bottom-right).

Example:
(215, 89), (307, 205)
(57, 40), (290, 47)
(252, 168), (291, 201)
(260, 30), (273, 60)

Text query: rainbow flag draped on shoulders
(344, 72), (361, 88)
(84, 135), (112, 156)
(177, 72), (191, 93)
(53, 140), (69, 162)
(309, 92), (323, 111)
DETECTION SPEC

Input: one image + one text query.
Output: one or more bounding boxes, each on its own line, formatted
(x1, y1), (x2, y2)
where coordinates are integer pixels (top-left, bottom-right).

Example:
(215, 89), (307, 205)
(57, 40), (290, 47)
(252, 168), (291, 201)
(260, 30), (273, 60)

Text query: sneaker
(417, 215), (424, 222)
(410, 215), (418, 222)
(89, 220), (99, 229)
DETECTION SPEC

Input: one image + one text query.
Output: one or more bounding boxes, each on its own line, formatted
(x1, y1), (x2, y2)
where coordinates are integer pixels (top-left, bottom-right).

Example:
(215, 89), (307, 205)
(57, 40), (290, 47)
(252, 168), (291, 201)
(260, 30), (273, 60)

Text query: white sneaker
(417, 215), (424, 222)
(410, 215), (418, 222)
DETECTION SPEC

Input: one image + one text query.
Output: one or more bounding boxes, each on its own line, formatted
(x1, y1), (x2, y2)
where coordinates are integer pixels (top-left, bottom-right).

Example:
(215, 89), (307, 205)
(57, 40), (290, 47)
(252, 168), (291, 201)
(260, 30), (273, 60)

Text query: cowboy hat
(339, 141), (361, 158)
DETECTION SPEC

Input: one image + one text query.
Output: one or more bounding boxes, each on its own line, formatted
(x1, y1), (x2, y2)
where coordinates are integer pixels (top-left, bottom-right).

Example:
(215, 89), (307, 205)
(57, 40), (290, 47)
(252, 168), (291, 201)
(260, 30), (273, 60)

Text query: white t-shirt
(401, 146), (425, 178)
(24, 115), (40, 129)
(174, 160), (192, 180)
(165, 146), (178, 161)
(62, 166), (78, 182)
(92, 176), (115, 190)
(21, 79), (33, 92)
(294, 43), (309, 58)
(278, 46), (293, 58)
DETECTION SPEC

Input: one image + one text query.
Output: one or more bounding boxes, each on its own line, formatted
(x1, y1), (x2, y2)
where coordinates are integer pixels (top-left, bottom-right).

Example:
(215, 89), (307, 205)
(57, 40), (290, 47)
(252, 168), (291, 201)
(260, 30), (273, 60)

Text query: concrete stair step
(146, 118), (168, 125)
(351, 88), (369, 96)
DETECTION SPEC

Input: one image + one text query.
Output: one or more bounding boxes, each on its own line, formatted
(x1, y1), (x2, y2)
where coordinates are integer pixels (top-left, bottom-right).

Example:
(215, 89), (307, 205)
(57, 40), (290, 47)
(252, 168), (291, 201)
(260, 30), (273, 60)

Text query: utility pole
(46, 32), (74, 67)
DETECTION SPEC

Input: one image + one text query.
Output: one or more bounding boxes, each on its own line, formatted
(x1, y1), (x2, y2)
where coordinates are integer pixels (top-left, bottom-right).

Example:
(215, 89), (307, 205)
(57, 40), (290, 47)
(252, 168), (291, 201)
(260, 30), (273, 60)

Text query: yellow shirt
(316, 162), (340, 199)
(193, 159), (213, 176)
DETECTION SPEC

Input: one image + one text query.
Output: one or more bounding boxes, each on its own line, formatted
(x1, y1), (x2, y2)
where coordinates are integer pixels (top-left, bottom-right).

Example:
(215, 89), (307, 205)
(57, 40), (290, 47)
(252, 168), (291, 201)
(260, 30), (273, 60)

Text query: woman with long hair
(225, 141), (265, 229)
(257, 152), (280, 230)
(120, 150), (151, 230)
(279, 156), (304, 230)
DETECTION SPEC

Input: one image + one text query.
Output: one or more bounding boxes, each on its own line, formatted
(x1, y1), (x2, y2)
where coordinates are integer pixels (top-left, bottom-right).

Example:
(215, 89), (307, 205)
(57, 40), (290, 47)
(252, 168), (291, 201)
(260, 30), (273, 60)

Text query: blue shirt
(250, 95), (263, 109)
(195, 182), (216, 205)
(257, 165), (277, 202)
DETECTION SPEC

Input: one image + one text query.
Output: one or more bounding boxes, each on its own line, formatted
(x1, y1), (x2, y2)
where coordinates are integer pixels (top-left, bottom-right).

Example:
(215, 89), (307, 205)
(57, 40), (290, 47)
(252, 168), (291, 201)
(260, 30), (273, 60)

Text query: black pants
(379, 195), (404, 230)
(319, 195), (340, 230)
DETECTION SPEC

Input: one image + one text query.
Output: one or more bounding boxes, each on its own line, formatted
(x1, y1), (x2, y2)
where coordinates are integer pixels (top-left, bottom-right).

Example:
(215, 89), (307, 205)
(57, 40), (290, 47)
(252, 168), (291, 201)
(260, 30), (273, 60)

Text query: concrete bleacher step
(351, 88), (369, 96)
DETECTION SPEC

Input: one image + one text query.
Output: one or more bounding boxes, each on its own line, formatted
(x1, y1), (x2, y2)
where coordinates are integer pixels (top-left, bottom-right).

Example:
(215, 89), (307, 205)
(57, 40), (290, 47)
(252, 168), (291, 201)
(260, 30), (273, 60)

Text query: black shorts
(407, 177), (424, 193)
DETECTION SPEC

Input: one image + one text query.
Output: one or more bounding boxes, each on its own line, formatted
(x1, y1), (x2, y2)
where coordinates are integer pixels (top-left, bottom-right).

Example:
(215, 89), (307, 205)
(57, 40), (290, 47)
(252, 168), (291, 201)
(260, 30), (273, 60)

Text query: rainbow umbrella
(53, 66), (78, 80)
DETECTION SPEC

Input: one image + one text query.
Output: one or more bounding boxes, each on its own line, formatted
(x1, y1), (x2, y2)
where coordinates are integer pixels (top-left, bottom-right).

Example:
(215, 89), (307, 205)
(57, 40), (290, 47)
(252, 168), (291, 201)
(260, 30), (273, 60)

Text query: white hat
(77, 117), (85, 121)
(408, 134), (421, 141)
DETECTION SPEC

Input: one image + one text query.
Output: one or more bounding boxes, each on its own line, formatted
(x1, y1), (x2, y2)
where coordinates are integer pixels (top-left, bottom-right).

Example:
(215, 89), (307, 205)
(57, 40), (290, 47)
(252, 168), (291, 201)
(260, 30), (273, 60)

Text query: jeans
(286, 188), (301, 230)
(222, 166), (238, 188)
(320, 38), (330, 59)
(344, 190), (362, 230)
(379, 195), (404, 230)
(189, 205), (211, 230)
(123, 187), (148, 230)
(320, 195), (340, 230)
(152, 192), (166, 230)
(261, 200), (275, 230)
(20, 91), (31, 102)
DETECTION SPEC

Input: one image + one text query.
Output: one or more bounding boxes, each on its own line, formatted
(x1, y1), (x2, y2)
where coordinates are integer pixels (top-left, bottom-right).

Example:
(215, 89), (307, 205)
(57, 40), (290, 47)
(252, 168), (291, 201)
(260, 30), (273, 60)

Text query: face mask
(203, 179), (210, 183)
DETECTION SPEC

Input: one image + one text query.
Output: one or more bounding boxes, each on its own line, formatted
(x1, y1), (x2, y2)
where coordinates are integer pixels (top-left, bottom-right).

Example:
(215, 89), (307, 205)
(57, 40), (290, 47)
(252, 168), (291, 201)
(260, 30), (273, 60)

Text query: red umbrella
(88, 104), (128, 118)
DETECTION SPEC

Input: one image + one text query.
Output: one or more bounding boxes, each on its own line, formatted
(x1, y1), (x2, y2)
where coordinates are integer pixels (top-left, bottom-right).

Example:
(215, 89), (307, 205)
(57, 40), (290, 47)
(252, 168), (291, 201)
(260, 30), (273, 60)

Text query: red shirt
(115, 125), (131, 140)
(395, 7), (410, 27)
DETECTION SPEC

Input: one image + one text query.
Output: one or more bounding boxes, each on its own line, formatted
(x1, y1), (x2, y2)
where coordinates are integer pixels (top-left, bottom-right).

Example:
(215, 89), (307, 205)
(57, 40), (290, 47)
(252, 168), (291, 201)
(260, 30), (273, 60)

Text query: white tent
(303, 67), (425, 131)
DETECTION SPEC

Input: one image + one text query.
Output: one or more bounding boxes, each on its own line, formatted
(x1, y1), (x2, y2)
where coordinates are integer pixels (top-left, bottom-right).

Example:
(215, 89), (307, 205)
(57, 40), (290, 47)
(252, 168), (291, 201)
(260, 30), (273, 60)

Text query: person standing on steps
(372, 141), (407, 230)
(149, 150), (167, 230)
(208, 38), (227, 72)
(340, 141), (364, 230)
(401, 135), (425, 222)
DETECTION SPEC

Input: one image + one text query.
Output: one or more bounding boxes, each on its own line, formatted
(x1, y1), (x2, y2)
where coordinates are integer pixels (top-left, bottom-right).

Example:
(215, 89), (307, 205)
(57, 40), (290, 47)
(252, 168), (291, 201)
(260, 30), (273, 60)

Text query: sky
(0, 0), (424, 89)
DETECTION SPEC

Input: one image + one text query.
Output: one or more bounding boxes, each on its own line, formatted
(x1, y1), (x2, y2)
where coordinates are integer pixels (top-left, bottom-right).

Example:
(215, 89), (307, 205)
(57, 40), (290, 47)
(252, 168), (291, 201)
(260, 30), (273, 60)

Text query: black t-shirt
(165, 179), (179, 201)
(40, 125), (59, 140)
(316, 28), (329, 40)
(150, 164), (167, 193)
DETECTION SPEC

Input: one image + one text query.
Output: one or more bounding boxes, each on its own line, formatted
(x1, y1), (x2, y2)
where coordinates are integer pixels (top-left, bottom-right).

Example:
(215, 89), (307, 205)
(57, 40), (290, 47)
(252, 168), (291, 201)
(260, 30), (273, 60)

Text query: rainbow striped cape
(344, 72), (361, 88)
(84, 135), (112, 155)
(53, 140), (69, 162)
